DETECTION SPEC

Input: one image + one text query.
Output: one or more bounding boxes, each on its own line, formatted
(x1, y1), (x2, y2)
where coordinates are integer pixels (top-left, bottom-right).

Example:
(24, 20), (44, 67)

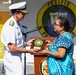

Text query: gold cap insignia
(9, 20), (14, 26)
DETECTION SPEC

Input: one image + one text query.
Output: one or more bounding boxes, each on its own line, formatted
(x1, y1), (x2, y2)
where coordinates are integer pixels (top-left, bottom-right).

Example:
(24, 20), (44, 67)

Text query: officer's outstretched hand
(28, 49), (38, 54)
(27, 38), (35, 46)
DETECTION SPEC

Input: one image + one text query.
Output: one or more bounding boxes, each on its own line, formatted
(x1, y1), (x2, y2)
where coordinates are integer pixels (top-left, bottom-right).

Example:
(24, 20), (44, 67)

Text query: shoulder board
(22, 25), (27, 28)
(9, 20), (14, 26)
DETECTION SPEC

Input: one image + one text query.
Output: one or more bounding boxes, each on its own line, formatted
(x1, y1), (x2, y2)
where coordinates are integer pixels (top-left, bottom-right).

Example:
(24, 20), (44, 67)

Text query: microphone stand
(22, 25), (45, 35)
(22, 26), (42, 41)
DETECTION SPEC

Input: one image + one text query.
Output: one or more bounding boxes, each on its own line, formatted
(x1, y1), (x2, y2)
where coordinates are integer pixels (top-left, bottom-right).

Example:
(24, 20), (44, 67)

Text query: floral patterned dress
(47, 32), (75, 75)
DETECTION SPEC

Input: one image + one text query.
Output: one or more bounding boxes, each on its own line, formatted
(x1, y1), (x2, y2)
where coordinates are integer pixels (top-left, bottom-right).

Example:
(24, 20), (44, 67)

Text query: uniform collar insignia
(9, 20), (14, 26)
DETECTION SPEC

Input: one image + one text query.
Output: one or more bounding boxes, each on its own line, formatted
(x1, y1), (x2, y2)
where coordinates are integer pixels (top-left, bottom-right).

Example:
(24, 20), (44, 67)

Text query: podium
(32, 37), (55, 75)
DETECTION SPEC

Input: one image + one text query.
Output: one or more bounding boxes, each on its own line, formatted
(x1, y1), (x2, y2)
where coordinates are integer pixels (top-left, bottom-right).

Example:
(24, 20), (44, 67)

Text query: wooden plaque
(31, 37), (55, 51)
(31, 38), (46, 51)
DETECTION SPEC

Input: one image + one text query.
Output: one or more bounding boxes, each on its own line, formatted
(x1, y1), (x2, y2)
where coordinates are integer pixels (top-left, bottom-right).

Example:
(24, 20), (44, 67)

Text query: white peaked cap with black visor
(9, 1), (29, 14)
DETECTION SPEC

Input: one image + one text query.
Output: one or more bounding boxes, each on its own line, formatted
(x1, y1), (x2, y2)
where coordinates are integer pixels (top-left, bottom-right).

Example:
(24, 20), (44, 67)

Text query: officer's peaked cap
(9, 1), (29, 14)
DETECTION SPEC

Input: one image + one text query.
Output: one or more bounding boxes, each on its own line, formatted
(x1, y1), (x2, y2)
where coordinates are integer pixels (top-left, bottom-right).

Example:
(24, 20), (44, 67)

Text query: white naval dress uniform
(1, 16), (24, 75)
(19, 24), (29, 75)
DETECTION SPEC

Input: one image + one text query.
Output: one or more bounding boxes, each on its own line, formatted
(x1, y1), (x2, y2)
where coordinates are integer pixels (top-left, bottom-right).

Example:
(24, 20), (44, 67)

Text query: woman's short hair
(58, 16), (71, 31)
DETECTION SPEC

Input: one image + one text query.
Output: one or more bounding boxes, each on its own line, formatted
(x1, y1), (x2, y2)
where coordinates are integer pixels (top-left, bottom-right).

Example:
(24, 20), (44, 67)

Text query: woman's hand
(37, 49), (50, 55)
(45, 40), (51, 45)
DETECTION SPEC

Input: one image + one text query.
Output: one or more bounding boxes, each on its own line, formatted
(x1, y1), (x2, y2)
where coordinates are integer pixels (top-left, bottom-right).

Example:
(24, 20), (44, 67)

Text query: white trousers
(4, 52), (24, 75)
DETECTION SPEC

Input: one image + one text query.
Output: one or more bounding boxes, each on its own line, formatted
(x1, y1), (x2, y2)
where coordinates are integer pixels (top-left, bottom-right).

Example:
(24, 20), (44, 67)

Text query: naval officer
(1, 1), (37, 75)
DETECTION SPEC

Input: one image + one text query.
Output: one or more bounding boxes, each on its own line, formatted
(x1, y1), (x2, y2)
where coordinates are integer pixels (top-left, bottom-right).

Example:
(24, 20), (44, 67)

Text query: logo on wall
(36, 0), (76, 38)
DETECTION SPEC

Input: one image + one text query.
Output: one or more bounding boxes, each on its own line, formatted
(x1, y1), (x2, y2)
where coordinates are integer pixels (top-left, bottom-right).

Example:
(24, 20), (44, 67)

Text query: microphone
(22, 25), (47, 35)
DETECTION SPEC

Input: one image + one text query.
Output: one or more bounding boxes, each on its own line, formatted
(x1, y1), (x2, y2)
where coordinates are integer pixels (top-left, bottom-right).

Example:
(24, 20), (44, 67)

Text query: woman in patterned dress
(39, 16), (75, 75)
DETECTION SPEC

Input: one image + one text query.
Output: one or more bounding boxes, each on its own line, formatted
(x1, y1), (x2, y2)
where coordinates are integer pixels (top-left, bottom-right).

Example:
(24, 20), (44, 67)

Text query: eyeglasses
(53, 23), (60, 26)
